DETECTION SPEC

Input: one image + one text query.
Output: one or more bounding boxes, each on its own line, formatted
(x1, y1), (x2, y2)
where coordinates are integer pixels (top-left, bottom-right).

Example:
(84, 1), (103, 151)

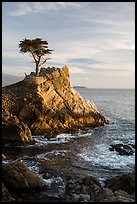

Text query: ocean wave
(78, 143), (135, 171)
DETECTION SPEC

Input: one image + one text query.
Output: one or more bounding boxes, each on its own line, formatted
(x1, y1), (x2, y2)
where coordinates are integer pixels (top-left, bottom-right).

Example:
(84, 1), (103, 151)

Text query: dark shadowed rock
(2, 162), (45, 190)
(83, 175), (101, 187)
(105, 171), (135, 195)
(100, 195), (135, 202)
(94, 187), (114, 202)
(2, 183), (15, 202)
(2, 114), (33, 144)
(109, 143), (134, 156)
(64, 172), (135, 202)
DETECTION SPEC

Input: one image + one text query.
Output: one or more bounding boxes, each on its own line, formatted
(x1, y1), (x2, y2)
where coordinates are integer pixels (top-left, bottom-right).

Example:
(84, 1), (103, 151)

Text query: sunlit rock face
(2, 66), (109, 143)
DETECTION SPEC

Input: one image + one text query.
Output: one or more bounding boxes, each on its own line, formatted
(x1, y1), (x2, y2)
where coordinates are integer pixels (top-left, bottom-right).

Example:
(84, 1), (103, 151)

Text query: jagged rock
(83, 175), (101, 187)
(64, 172), (135, 202)
(79, 193), (90, 202)
(109, 143), (134, 156)
(2, 114), (33, 144)
(2, 183), (15, 202)
(2, 66), (109, 143)
(71, 193), (80, 202)
(94, 188), (134, 202)
(2, 162), (45, 190)
(114, 189), (133, 198)
(105, 171), (135, 195)
(94, 187), (114, 202)
(2, 153), (7, 160)
(100, 195), (135, 202)
(100, 189), (135, 202)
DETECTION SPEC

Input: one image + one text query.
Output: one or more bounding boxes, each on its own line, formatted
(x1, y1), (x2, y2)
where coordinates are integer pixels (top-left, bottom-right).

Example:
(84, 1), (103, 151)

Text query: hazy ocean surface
(3, 88), (135, 186)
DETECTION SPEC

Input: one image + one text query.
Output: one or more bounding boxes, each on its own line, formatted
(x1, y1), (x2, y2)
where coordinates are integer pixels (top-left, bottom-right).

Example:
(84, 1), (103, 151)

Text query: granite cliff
(2, 66), (109, 144)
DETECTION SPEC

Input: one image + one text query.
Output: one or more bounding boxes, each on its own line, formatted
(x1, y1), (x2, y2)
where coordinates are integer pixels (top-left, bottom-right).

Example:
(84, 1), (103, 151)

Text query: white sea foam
(2, 159), (13, 164)
(32, 131), (92, 147)
(98, 177), (106, 187)
(23, 160), (42, 174)
(24, 160), (66, 197)
(56, 133), (76, 141)
(36, 150), (69, 159)
(78, 143), (135, 171)
(32, 134), (74, 146)
(43, 176), (65, 189)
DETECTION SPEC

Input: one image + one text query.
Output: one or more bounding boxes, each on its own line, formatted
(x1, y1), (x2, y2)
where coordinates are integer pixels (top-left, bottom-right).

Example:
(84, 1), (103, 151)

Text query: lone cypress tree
(19, 38), (54, 76)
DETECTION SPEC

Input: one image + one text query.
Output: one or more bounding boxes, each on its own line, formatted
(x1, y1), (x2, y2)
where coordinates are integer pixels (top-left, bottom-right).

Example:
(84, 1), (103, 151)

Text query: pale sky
(2, 2), (135, 88)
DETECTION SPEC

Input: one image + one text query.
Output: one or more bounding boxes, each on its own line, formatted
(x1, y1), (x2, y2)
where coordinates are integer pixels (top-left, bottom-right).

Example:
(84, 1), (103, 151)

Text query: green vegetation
(19, 38), (54, 76)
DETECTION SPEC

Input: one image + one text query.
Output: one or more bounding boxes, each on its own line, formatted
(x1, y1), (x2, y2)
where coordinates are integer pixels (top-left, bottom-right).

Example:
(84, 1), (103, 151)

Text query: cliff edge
(2, 66), (109, 144)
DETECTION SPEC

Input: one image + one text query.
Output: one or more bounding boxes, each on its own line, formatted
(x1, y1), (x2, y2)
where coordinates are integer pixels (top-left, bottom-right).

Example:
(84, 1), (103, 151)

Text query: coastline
(2, 70), (135, 202)
(2, 130), (135, 202)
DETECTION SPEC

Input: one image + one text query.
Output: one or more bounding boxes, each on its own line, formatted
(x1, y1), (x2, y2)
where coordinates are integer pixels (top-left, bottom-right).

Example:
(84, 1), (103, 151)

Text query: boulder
(109, 143), (134, 156)
(79, 193), (90, 202)
(83, 175), (101, 187)
(2, 115), (33, 144)
(105, 171), (135, 195)
(71, 193), (80, 202)
(93, 187), (135, 202)
(100, 195), (135, 202)
(2, 162), (45, 190)
(94, 187), (114, 202)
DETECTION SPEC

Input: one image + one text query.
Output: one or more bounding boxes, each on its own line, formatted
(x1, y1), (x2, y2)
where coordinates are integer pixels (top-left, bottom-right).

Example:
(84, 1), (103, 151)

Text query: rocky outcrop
(2, 114), (33, 144)
(64, 173), (135, 202)
(2, 162), (45, 190)
(2, 66), (109, 143)
(2, 160), (135, 202)
(109, 143), (135, 156)
(2, 162), (46, 202)
(105, 171), (135, 195)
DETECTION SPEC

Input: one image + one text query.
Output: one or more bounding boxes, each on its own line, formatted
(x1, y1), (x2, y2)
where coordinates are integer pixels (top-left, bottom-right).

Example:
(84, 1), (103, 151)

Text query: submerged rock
(2, 66), (109, 143)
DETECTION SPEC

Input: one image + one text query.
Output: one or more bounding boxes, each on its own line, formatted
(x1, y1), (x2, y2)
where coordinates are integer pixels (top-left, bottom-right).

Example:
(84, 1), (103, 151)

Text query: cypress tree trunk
(35, 57), (41, 76)
(36, 63), (39, 76)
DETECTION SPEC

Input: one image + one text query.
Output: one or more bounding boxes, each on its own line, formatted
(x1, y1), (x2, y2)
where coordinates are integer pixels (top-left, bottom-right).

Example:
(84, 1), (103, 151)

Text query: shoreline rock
(105, 171), (135, 195)
(2, 162), (45, 190)
(2, 160), (135, 202)
(109, 143), (134, 156)
(64, 172), (135, 202)
(2, 66), (109, 144)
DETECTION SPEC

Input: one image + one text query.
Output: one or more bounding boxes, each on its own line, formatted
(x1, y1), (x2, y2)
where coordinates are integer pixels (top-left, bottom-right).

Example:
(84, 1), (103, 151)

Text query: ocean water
(3, 88), (135, 183)
(77, 88), (135, 171)
(77, 88), (135, 143)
